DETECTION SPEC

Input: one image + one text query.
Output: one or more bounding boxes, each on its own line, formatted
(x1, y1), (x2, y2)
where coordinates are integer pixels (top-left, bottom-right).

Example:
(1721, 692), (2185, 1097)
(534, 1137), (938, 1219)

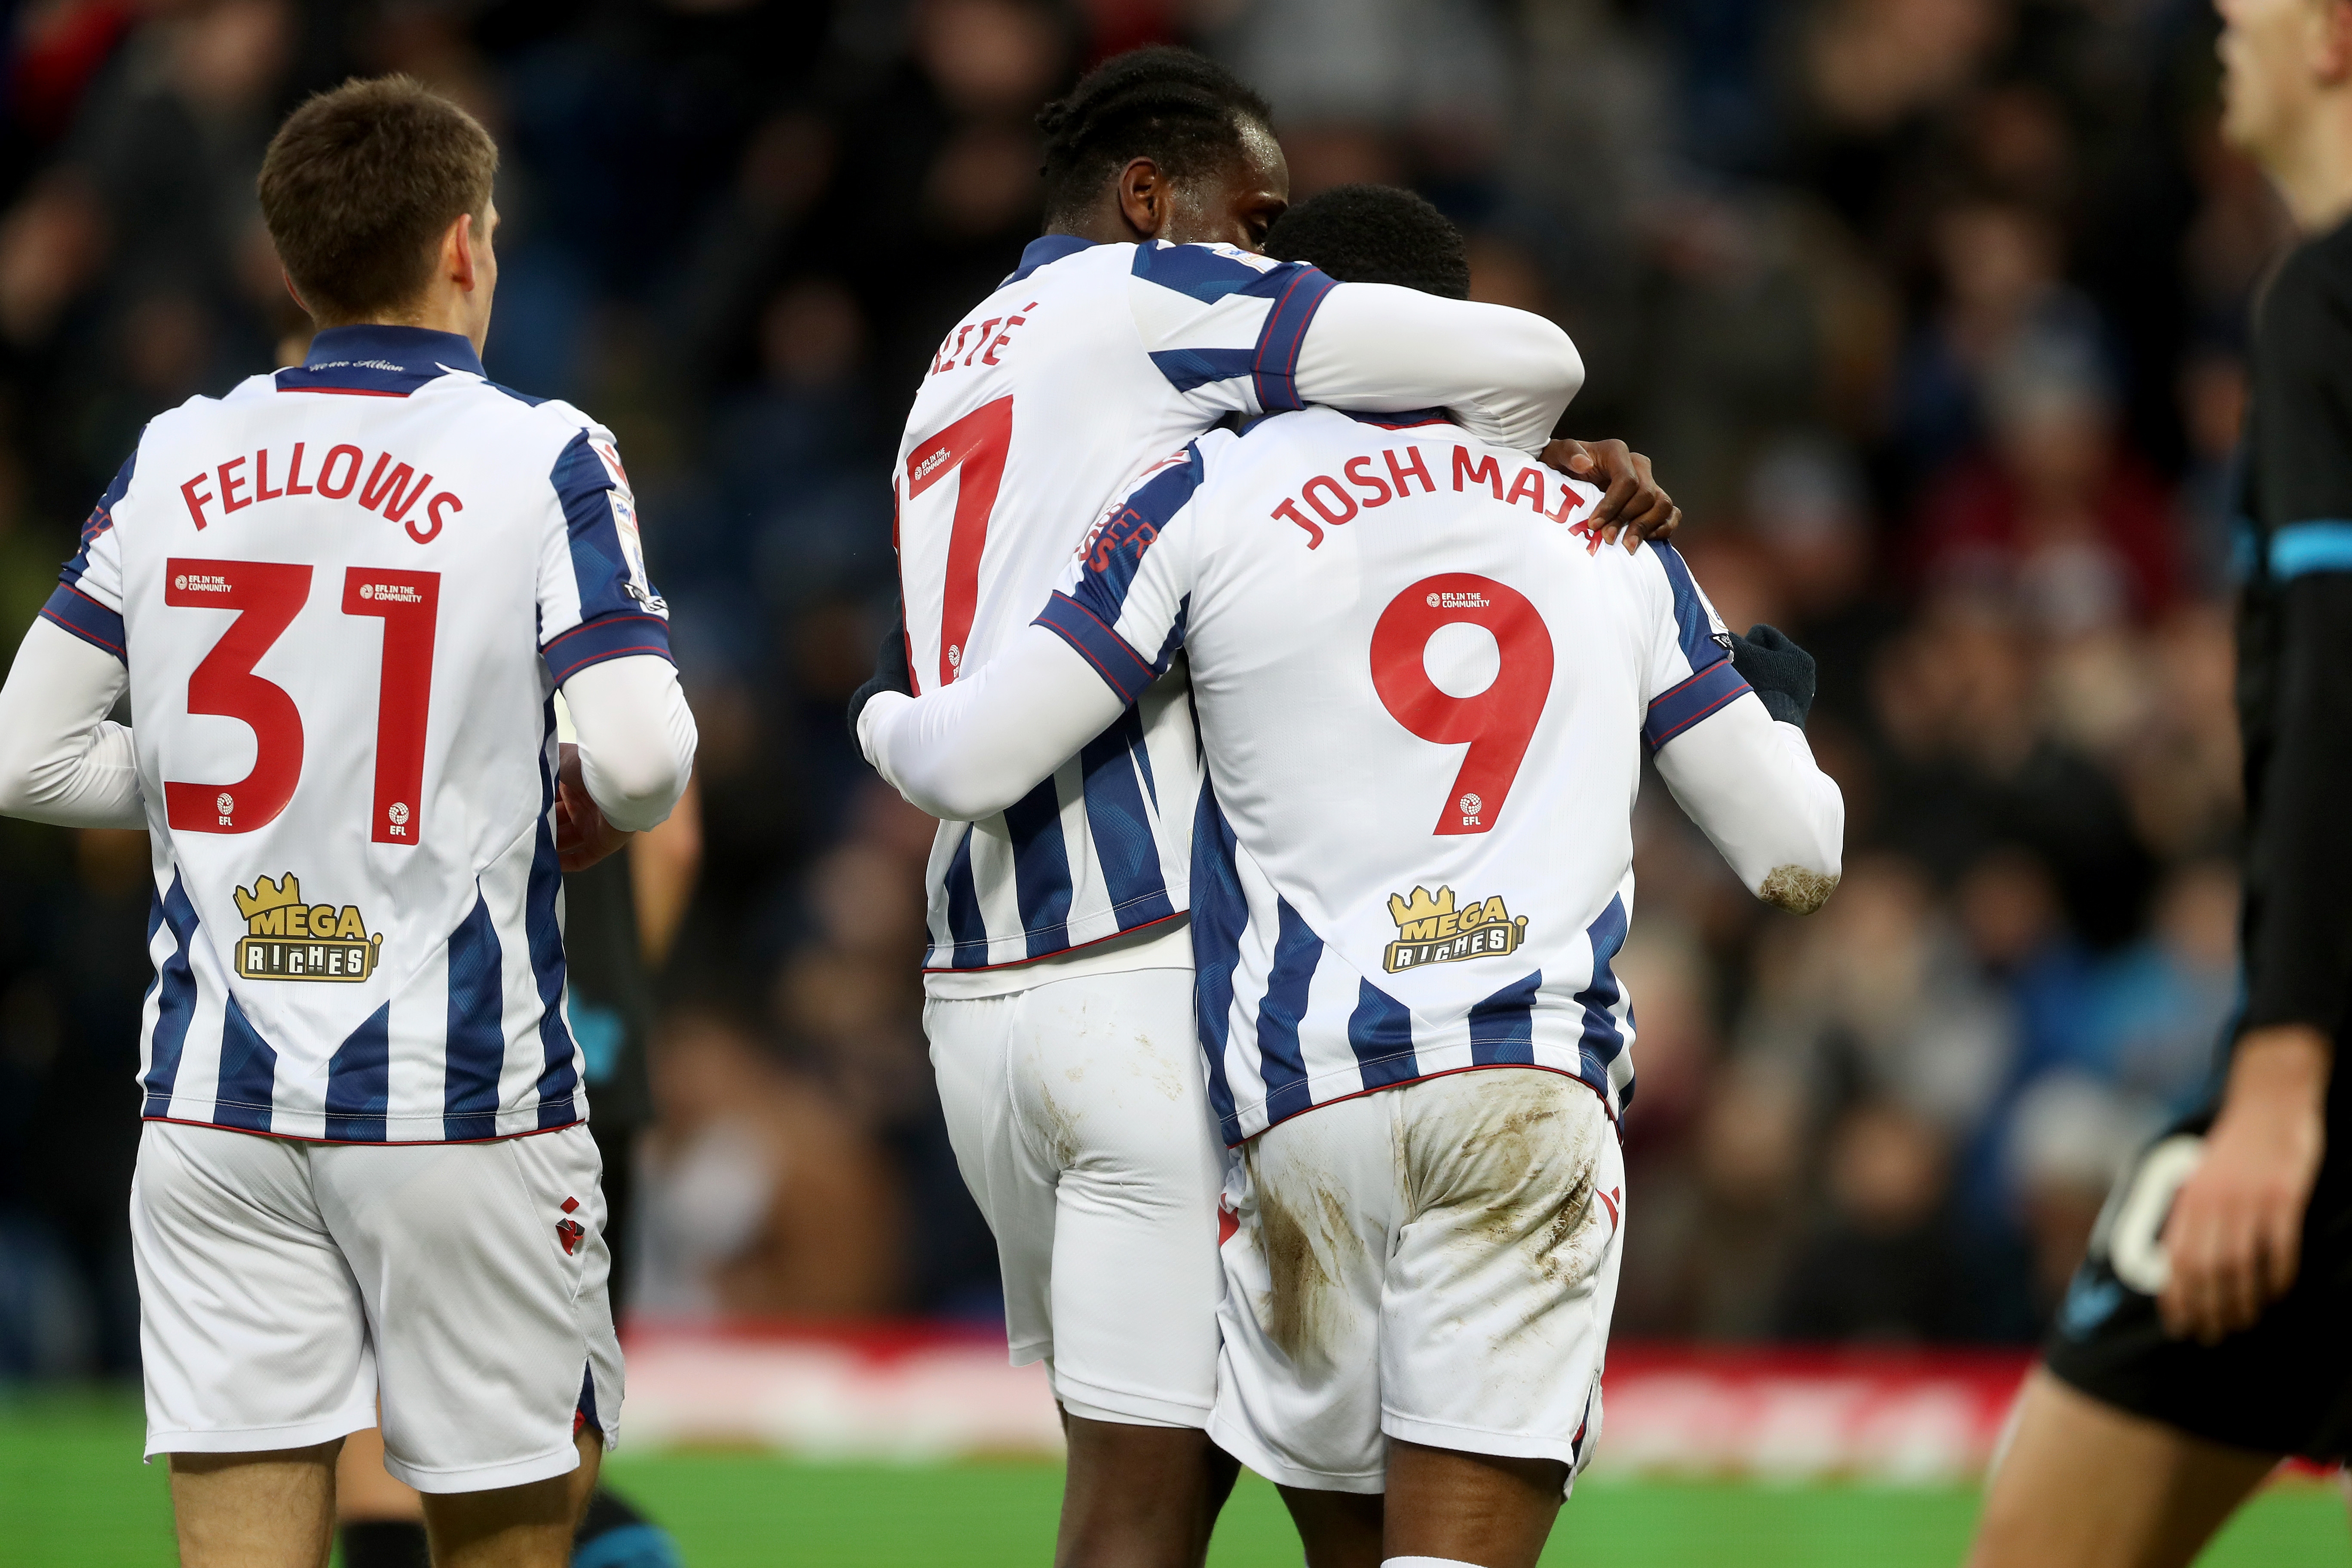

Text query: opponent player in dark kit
(1969, 0), (2352, 1561)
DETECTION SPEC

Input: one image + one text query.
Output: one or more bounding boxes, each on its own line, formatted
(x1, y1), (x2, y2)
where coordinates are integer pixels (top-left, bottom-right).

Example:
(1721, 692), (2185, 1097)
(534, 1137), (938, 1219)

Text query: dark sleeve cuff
(1035, 592), (1156, 704)
(1643, 656), (1750, 752)
(1251, 266), (1340, 413)
(40, 582), (125, 660)
(543, 611), (674, 685)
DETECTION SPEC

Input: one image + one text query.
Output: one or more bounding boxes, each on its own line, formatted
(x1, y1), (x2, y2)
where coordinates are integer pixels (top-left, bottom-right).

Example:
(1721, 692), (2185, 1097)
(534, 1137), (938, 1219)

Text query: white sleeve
(1124, 247), (1580, 448)
(560, 654), (696, 833)
(0, 617), (144, 828)
(1291, 284), (1584, 453)
(859, 625), (1127, 821)
(1654, 693), (1844, 912)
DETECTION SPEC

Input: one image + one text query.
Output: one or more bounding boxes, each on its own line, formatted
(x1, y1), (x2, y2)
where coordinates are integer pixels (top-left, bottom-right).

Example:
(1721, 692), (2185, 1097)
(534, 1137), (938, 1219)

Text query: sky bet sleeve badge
(233, 873), (382, 982)
(1384, 885), (1529, 972)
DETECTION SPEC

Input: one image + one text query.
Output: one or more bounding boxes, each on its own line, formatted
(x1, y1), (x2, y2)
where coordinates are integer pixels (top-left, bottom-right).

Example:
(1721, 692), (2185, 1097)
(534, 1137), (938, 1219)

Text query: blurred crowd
(0, 0), (2275, 1377)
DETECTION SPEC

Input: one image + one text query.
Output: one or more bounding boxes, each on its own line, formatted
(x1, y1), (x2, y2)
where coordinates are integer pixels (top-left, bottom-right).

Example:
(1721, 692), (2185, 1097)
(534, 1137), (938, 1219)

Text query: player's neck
(1045, 209), (1155, 246)
(319, 287), (488, 357)
(2266, 100), (2352, 234)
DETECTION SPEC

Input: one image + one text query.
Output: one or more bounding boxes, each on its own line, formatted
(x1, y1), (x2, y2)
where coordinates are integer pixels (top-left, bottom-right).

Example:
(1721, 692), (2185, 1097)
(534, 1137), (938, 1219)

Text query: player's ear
(444, 210), (479, 294)
(2317, 0), (2352, 82)
(1115, 156), (1171, 241)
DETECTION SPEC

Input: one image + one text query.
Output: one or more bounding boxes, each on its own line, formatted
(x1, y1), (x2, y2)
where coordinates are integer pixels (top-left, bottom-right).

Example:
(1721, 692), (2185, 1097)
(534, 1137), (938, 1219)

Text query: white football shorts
(925, 965), (1225, 1427)
(132, 1119), (623, 1492)
(1210, 1068), (1624, 1494)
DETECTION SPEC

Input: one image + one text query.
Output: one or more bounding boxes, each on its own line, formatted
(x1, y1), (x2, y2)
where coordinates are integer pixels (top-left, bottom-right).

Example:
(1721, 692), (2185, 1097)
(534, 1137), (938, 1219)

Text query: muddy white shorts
(926, 965), (1225, 1427)
(1210, 1069), (1624, 1494)
(132, 1119), (623, 1493)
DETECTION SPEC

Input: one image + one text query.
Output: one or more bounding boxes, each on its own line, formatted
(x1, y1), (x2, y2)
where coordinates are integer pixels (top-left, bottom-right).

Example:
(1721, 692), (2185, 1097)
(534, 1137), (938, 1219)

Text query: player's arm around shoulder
(1293, 282), (1583, 452)
(861, 437), (1221, 821)
(1637, 546), (1843, 913)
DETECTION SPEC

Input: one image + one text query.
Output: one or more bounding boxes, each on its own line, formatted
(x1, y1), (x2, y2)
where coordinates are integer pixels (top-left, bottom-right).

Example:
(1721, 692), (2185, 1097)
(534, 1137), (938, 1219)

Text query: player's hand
(2158, 1024), (2330, 1344)
(847, 613), (912, 748)
(555, 741), (634, 873)
(1543, 438), (1679, 547)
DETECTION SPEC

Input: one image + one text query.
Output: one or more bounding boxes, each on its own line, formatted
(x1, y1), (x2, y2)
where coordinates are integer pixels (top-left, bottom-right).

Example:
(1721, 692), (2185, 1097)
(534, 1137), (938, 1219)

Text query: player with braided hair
(1033, 46), (1279, 233)
(860, 46), (1676, 1568)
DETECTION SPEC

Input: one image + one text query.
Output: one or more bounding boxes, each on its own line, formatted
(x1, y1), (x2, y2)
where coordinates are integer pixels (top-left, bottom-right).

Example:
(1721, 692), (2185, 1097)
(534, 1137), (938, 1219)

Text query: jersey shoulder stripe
(1644, 659), (1750, 751)
(1250, 267), (1340, 413)
(51, 449), (138, 655)
(42, 582), (125, 657)
(1653, 541), (1730, 670)
(1037, 592), (1155, 702)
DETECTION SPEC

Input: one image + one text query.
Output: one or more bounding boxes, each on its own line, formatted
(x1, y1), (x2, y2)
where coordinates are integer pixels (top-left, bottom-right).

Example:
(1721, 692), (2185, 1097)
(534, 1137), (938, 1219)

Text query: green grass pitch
(4, 1391), (2344, 1566)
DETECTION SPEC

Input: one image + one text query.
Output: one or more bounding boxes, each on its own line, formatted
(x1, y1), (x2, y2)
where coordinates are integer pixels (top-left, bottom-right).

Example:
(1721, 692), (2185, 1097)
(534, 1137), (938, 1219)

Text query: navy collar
(1006, 233), (1099, 286)
(277, 325), (484, 397)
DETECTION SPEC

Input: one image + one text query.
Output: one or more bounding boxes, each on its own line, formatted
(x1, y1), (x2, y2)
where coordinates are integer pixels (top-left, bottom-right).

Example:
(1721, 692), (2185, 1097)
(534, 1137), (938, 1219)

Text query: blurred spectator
(1619, 1054), (1810, 1340)
(1746, 854), (2016, 1134)
(1914, 327), (2178, 632)
(635, 1009), (904, 1319)
(1773, 1098), (2027, 1341)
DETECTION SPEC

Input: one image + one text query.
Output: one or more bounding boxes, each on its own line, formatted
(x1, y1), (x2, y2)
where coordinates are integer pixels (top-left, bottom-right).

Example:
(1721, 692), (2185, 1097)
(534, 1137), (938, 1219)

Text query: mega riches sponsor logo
(1383, 885), (1528, 972)
(233, 873), (381, 982)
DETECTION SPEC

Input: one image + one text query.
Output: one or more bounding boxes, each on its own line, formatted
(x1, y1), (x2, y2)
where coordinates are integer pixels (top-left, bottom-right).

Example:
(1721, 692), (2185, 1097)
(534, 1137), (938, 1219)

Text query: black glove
(847, 607), (912, 749)
(1729, 622), (1815, 729)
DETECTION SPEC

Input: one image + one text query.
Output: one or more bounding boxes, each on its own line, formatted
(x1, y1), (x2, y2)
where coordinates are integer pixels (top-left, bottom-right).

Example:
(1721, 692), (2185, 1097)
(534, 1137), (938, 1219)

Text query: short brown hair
(257, 76), (498, 326)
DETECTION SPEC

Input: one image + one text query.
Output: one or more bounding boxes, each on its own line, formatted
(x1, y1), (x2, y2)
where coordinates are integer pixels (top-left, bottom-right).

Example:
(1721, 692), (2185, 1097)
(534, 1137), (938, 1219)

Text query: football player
(1969, 0), (2352, 1560)
(861, 184), (1843, 1568)
(0, 78), (694, 1568)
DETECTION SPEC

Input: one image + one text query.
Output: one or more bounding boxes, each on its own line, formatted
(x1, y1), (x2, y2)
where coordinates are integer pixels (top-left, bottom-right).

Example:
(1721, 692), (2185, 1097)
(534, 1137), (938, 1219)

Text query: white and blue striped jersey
(40, 325), (671, 1143)
(893, 236), (1580, 978)
(1035, 408), (1752, 1143)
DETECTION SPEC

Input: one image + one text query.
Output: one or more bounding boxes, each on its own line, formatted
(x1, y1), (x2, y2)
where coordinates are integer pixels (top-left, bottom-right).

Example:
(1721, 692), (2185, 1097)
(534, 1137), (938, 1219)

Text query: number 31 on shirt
(162, 557), (437, 845)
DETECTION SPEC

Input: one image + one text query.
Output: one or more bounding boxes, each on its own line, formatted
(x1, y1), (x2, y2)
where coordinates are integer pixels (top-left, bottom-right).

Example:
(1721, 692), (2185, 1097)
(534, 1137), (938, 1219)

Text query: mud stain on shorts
(1036, 1083), (1081, 1170)
(1250, 1144), (1357, 1369)
(1539, 1157), (1603, 1288)
(1132, 1030), (1185, 1102)
(1432, 1075), (1608, 1297)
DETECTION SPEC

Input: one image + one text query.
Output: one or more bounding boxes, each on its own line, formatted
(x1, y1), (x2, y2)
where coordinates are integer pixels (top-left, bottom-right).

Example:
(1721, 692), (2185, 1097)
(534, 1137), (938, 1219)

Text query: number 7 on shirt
(903, 396), (1012, 693)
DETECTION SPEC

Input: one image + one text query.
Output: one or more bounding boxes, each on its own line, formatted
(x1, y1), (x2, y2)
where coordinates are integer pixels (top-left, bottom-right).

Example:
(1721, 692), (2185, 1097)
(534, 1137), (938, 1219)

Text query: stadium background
(0, 0), (2341, 1562)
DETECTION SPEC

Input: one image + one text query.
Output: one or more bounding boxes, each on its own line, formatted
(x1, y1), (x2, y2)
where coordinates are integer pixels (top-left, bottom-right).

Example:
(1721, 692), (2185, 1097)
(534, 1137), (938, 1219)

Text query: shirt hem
(141, 1112), (587, 1148)
(1227, 1060), (1615, 1148)
(922, 904), (1190, 975)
